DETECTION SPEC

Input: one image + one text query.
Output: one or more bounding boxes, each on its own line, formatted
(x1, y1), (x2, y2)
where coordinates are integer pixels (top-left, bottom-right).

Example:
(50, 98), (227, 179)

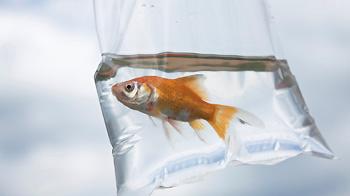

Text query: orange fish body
(142, 76), (213, 120)
(112, 75), (262, 140)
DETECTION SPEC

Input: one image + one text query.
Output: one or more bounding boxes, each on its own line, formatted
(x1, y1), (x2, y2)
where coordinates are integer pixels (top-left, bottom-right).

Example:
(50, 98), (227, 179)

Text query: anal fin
(189, 119), (208, 143)
(189, 119), (205, 130)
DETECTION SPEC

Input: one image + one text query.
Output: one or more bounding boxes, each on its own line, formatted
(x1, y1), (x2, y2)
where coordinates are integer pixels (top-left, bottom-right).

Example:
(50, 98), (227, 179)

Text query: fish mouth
(111, 83), (122, 97)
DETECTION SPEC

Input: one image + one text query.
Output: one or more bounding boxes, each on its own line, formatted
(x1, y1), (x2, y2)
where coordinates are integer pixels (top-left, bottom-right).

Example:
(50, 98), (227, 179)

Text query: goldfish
(112, 74), (263, 141)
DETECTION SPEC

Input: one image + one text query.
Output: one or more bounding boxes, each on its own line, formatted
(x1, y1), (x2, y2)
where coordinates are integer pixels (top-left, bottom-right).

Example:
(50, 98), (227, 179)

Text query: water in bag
(95, 52), (333, 196)
(93, 0), (334, 195)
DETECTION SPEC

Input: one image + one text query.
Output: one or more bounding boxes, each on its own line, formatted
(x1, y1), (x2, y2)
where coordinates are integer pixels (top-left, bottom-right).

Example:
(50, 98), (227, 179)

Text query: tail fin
(208, 105), (237, 140)
(235, 108), (264, 128)
(208, 105), (264, 140)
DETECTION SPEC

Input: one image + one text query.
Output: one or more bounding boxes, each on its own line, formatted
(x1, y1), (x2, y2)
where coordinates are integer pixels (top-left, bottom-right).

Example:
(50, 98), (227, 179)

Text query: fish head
(112, 79), (154, 111)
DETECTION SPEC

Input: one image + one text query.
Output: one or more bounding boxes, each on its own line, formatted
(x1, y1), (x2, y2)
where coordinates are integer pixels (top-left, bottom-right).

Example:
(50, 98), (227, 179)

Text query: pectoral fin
(167, 119), (185, 136)
(162, 120), (171, 142)
(162, 119), (185, 147)
(148, 116), (157, 126)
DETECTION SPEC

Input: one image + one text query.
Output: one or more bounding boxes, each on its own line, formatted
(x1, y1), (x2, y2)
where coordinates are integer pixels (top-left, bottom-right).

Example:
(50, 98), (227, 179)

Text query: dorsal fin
(175, 74), (208, 100)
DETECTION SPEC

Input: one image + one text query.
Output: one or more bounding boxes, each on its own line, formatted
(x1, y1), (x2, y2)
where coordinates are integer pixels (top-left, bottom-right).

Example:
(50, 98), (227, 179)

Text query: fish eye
(125, 83), (135, 92)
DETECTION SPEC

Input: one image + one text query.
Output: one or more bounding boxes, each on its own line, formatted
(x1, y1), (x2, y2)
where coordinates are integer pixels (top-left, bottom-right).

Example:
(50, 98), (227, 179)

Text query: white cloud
(0, 8), (100, 98)
(0, 3), (115, 196)
(1, 143), (115, 196)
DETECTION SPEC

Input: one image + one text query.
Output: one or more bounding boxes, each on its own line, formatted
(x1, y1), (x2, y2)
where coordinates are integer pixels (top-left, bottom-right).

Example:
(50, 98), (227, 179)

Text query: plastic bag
(93, 0), (334, 195)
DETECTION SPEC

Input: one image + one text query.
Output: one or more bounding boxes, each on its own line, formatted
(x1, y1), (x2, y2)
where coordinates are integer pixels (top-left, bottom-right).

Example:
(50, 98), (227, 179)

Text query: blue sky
(0, 0), (349, 196)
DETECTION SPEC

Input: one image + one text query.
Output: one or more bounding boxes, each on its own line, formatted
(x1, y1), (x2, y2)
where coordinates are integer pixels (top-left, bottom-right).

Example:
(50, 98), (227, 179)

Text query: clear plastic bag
(93, 0), (334, 195)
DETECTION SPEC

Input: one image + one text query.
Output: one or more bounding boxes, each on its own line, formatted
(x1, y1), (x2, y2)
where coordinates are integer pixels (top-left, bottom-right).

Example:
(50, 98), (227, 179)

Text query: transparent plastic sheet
(93, 0), (334, 195)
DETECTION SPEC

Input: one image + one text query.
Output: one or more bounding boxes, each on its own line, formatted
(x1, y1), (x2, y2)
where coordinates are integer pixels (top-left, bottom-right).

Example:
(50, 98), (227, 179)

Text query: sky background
(0, 0), (349, 196)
